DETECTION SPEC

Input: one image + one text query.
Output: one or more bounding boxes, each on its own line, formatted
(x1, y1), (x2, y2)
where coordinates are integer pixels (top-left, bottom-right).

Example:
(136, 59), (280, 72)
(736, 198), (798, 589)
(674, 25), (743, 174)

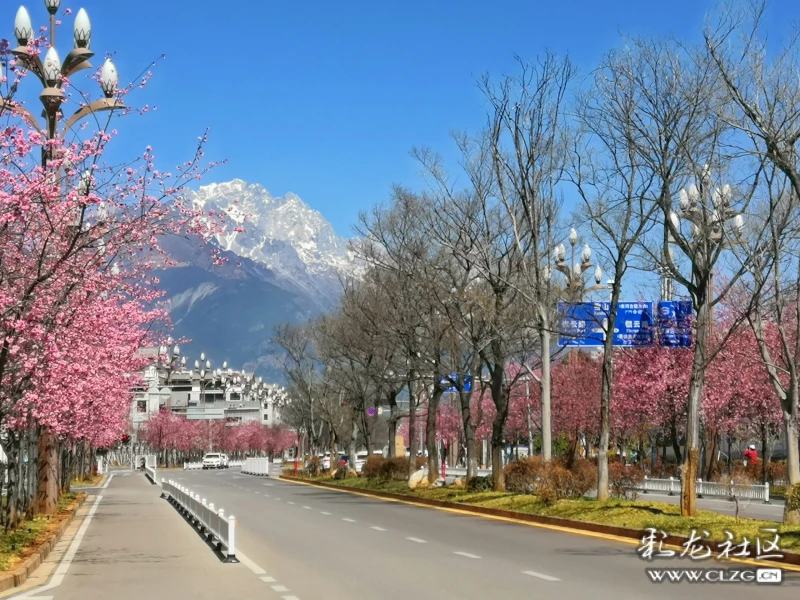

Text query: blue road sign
(657, 300), (693, 347)
(440, 374), (472, 393)
(558, 302), (655, 347)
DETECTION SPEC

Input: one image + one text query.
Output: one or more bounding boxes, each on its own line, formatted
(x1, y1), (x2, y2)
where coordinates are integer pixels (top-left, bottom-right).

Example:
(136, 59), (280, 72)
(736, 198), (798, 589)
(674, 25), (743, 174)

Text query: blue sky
(12, 0), (797, 238)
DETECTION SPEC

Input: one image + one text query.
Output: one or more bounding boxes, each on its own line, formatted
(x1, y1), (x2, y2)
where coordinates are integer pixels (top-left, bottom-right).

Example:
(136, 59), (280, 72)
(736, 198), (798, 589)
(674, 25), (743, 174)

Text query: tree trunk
(426, 393), (443, 483)
(704, 428), (719, 481)
(349, 419), (358, 470)
(407, 378), (418, 478)
(491, 437), (505, 491)
(597, 292), (618, 502)
(461, 396), (478, 479)
(761, 423), (769, 485)
(388, 394), (398, 458)
(682, 347), (706, 517)
(540, 326), (553, 461)
(783, 404), (800, 524)
(670, 419), (682, 464)
(36, 429), (57, 515)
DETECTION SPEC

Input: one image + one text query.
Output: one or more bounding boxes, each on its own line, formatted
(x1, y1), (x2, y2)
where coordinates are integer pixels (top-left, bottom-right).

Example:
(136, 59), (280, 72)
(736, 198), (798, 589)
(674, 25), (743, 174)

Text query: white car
(202, 453), (224, 469)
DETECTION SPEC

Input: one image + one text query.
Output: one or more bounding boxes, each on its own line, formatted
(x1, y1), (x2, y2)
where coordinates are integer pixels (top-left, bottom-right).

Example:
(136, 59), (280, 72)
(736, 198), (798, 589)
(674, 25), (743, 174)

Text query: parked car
(202, 453), (224, 469)
(355, 451), (369, 472)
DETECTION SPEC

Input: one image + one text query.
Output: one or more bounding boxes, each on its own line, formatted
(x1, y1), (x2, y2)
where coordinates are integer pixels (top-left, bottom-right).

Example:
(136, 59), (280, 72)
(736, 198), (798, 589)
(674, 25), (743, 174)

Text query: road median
(280, 474), (800, 570)
(0, 492), (88, 593)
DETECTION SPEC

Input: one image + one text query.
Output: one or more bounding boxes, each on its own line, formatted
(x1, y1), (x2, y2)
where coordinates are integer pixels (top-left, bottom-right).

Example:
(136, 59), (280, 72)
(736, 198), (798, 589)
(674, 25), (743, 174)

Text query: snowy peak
(184, 180), (360, 300)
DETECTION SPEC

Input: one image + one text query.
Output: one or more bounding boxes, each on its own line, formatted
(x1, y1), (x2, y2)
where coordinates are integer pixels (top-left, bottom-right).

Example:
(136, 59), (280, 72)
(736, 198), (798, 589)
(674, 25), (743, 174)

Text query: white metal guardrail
(242, 457), (270, 476)
(640, 477), (770, 503)
(161, 479), (238, 563)
(144, 464), (159, 485)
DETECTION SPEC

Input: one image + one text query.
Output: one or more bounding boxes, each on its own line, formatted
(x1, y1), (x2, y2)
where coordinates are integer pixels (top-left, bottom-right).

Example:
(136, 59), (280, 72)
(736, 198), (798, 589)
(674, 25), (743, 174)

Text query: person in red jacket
(743, 445), (758, 466)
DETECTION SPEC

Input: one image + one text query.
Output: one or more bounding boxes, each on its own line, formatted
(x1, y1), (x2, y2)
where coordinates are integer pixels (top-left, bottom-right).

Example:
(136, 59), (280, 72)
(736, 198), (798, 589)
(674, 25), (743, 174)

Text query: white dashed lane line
(454, 552), (481, 559)
(287, 501), (296, 505)
(342, 518), (356, 523)
(523, 570), (560, 582)
(272, 585), (289, 592)
(260, 576), (276, 583)
(303, 506), (312, 510)
(406, 537), (426, 543)
(321, 511), (331, 515)
(370, 526), (386, 531)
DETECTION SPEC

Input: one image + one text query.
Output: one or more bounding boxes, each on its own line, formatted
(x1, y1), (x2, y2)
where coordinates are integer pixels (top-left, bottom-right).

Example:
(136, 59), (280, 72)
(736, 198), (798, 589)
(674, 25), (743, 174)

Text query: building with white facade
(131, 347), (287, 430)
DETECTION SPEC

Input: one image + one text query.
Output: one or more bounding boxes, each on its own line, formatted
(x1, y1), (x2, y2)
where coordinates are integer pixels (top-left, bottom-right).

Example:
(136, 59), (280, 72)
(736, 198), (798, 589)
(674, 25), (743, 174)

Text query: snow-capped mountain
(186, 179), (361, 301)
(152, 180), (362, 382)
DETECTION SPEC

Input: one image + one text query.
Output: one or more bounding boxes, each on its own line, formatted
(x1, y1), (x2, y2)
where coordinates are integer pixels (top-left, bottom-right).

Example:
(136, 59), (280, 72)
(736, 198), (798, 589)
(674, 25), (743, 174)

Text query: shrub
(786, 483), (800, 514)
(504, 457), (543, 493)
(744, 458), (763, 482)
(565, 459), (597, 498)
(768, 460), (788, 483)
(306, 456), (321, 477)
(363, 456), (384, 480)
(608, 462), (644, 499)
(467, 475), (494, 492)
(379, 457), (409, 481)
(334, 466), (356, 480)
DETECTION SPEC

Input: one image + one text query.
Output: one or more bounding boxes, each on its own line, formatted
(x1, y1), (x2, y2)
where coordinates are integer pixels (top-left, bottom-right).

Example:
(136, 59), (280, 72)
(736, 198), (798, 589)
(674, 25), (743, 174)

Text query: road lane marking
(321, 511), (331, 515)
(237, 551), (266, 575)
(271, 585), (289, 592)
(406, 537), (426, 543)
(13, 495), (104, 598)
(454, 552), (481, 559)
(264, 494), (270, 497)
(342, 518), (356, 522)
(370, 526), (386, 531)
(282, 596), (300, 600)
(303, 506), (312, 510)
(287, 501), (296, 505)
(277, 477), (800, 575)
(101, 474), (114, 488)
(523, 570), (560, 581)
(260, 576), (276, 583)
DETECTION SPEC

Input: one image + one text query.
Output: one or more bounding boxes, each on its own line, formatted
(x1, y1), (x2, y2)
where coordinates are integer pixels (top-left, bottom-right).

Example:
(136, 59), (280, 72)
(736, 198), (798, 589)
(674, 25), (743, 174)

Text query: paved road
(633, 490), (785, 522)
(9, 471), (267, 600)
(165, 469), (800, 599)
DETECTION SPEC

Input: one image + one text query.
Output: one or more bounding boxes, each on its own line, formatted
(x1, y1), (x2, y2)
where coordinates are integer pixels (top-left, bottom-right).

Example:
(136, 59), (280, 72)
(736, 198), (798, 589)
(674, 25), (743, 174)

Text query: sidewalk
(8, 472), (267, 600)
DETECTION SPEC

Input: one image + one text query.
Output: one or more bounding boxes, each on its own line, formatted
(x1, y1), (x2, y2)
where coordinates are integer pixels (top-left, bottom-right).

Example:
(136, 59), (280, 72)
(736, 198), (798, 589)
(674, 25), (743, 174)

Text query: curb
(0, 493), (88, 593)
(280, 475), (800, 569)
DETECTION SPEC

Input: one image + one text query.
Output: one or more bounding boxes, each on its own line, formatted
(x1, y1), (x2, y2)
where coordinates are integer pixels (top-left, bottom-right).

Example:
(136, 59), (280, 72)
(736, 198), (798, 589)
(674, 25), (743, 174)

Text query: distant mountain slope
(150, 180), (361, 381)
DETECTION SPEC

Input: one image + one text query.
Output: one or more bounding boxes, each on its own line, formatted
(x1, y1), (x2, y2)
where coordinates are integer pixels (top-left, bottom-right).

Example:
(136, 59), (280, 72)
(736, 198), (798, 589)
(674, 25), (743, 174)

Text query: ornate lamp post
(552, 228), (606, 303)
(4, 3), (123, 166)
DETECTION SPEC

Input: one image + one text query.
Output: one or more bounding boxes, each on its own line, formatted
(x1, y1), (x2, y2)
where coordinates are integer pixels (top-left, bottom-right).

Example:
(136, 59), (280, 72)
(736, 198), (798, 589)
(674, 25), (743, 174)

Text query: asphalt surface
(166, 469), (800, 599)
(9, 471), (267, 600)
(13, 469), (799, 600)
(632, 490), (786, 522)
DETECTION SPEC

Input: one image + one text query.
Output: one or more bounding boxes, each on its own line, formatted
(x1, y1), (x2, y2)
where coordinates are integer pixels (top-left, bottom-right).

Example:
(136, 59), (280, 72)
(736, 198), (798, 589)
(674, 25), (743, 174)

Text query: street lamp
(3, 4), (124, 165)
(157, 342), (181, 387)
(553, 228), (606, 303)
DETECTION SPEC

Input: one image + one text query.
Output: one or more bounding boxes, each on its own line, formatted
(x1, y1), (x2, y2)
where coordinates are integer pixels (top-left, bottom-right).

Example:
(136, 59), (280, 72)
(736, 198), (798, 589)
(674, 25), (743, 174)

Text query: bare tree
(478, 53), (576, 463)
(414, 136), (539, 491)
(569, 43), (666, 500)
(704, 0), (800, 523)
